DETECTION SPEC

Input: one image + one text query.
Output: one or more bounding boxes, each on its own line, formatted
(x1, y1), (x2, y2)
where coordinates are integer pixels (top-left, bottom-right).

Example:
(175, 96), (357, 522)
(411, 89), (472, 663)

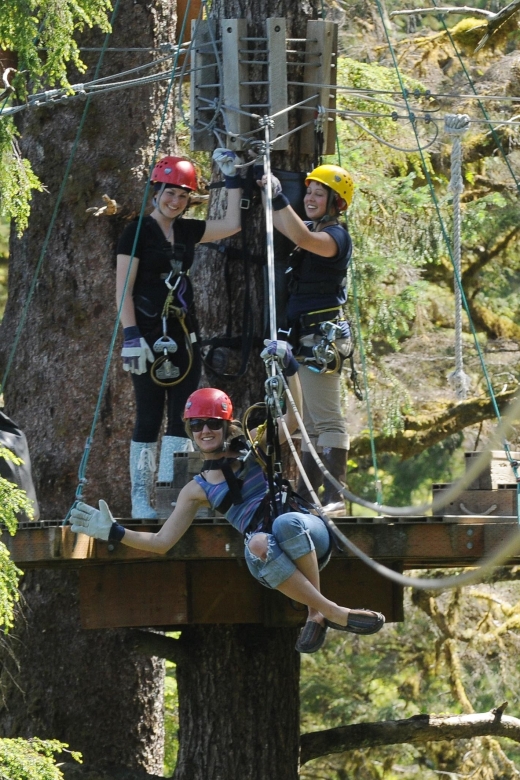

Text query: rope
(445, 113), (472, 401)
(273, 376), (520, 591)
(372, 0), (520, 488)
(431, 0), (520, 196)
(280, 365), (520, 518)
(0, 0), (122, 395)
(64, 0), (193, 519)
(350, 260), (383, 506)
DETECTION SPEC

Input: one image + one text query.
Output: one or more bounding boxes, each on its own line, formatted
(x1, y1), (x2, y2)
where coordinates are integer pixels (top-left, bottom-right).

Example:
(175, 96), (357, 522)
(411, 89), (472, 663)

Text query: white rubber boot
(130, 440), (158, 519)
(157, 435), (194, 484)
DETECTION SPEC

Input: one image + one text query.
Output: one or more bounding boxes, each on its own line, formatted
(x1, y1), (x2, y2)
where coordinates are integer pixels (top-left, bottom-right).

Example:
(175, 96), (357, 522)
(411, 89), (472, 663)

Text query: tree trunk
(0, 1), (176, 772)
(173, 625), (301, 780)
(0, 569), (165, 773)
(0, 0), (322, 775)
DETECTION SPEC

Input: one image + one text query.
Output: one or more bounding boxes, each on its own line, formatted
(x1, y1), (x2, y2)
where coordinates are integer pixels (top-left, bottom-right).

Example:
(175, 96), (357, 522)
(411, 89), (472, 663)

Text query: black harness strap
(200, 456), (244, 513)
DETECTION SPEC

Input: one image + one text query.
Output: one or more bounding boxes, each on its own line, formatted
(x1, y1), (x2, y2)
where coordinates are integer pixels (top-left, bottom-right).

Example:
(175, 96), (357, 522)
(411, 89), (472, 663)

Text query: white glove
(257, 174), (282, 199)
(70, 500), (115, 540)
(212, 148), (239, 177)
(260, 339), (299, 376)
(121, 337), (154, 374)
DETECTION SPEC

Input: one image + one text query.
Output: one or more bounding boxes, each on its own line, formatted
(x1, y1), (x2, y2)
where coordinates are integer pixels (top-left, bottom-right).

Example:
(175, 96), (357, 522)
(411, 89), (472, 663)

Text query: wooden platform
(2, 516), (520, 630)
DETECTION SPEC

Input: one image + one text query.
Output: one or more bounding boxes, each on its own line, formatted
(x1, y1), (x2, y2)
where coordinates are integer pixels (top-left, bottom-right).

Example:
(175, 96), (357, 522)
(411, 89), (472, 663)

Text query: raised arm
(257, 176), (338, 258)
(70, 480), (208, 554)
(199, 186), (242, 243)
(199, 148), (243, 243)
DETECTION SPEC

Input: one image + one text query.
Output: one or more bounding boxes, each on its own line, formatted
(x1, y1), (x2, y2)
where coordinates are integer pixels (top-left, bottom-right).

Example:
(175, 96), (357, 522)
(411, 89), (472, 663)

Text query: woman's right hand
(121, 326), (154, 374)
(256, 174), (283, 199)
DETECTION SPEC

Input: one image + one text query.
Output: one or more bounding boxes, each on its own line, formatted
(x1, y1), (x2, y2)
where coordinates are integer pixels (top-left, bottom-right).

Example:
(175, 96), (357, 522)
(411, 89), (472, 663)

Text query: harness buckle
(240, 197), (251, 210)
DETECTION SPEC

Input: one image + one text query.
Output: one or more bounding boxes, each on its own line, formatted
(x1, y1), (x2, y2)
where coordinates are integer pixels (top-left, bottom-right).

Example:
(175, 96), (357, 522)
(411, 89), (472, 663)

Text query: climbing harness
(150, 273), (195, 387)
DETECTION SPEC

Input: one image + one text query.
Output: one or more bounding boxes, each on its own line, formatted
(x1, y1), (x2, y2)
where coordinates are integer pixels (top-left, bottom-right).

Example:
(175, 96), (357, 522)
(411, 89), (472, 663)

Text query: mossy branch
(299, 708), (520, 765)
(350, 389), (518, 460)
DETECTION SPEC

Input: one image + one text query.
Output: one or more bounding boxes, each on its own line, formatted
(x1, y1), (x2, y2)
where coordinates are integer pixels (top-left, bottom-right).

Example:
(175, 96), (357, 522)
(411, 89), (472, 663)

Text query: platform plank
(3, 519), (520, 569)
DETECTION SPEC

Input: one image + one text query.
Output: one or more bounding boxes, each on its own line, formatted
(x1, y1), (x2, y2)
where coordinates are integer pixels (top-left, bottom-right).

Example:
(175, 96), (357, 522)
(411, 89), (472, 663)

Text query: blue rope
(373, 0), (520, 520)
(66, 0), (198, 520)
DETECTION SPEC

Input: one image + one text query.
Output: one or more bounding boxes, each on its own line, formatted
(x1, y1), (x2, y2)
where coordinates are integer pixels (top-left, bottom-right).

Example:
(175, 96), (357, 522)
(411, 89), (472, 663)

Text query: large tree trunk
(0, 0), (322, 775)
(0, 570), (165, 773)
(0, 1), (176, 772)
(174, 625), (301, 779)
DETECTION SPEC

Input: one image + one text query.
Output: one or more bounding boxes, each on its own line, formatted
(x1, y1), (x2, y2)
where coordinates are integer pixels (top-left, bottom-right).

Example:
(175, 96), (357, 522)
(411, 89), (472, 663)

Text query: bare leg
(275, 567), (350, 626)
(292, 551), (324, 624)
(247, 535), (349, 627)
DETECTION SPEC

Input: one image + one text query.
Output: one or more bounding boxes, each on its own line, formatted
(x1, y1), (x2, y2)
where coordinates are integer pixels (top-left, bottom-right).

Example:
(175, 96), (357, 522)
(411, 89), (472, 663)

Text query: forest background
(1, 0), (520, 777)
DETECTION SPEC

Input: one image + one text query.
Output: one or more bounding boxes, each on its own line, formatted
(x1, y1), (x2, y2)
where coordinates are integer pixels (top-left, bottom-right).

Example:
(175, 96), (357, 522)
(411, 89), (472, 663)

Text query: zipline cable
(273, 371), (520, 591)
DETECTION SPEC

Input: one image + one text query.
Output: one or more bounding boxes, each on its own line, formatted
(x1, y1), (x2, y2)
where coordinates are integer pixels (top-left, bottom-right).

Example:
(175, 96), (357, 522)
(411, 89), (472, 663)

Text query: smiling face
(304, 180), (334, 221)
(190, 419), (226, 454)
(157, 186), (190, 219)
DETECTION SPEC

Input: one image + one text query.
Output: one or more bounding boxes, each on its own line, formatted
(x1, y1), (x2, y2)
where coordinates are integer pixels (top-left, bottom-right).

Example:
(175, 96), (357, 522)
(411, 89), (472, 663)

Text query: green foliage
(164, 659), (179, 777)
(0, 0), (112, 92)
(0, 121), (43, 236)
(0, 0), (112, 234)
(0, 737), (81, 780)
(0, 447), (33, 631)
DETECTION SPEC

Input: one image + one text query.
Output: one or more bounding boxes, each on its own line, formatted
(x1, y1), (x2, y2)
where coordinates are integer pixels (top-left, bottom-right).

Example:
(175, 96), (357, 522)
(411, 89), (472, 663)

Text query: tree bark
(0, 570), (165, 773)
(173, 625), (301, 780)
(0, 1), (177, 773)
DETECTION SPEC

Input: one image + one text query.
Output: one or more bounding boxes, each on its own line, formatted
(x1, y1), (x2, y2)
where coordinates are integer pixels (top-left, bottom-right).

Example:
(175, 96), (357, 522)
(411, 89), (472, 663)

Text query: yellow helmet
(305, 164), (354, 209)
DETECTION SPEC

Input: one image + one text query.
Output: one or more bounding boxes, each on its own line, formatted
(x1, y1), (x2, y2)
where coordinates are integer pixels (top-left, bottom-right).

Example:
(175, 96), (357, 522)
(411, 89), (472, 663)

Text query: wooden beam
(190, 19), (218, 151)
(78, 558), (403, 629)
(4, 518), (520, 569)
(221, 18), (249, 151)
(267, 18), (288, 150)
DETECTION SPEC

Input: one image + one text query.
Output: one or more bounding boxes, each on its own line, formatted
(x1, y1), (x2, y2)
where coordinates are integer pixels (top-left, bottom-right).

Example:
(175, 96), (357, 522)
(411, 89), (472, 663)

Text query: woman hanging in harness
(116, 151), (242, 519)
(70, 341), (385, 655)
(257, 164), (354, 516)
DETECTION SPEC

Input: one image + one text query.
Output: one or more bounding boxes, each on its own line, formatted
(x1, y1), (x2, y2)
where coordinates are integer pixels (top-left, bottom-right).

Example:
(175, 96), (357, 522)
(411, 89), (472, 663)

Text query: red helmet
(184, 388), (233, 420)
(151, 156), (198, 191)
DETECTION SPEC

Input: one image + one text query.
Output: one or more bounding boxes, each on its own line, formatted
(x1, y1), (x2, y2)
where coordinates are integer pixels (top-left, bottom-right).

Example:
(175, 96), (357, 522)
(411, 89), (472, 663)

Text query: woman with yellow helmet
(257, 163), (354, 515)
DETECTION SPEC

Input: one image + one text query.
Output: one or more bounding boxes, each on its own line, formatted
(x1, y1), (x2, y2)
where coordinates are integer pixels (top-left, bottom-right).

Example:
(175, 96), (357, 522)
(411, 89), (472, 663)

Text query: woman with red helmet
(257, 165), (355, 517)
(70, 363), (385, 655)
(116, 150), (242, 519)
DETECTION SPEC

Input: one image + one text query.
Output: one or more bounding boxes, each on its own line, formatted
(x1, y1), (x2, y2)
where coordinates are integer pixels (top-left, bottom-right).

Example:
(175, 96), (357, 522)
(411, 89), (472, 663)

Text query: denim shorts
(244, 511), (331, 589)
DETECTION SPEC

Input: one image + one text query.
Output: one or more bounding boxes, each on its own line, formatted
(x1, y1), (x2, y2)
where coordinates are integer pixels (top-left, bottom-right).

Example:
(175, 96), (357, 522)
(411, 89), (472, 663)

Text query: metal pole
(261, 116), (278, 341)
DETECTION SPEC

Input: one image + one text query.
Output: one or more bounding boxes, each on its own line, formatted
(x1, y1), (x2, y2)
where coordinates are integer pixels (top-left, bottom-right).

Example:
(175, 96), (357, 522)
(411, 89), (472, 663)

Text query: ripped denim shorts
(244, 511), (331, 589)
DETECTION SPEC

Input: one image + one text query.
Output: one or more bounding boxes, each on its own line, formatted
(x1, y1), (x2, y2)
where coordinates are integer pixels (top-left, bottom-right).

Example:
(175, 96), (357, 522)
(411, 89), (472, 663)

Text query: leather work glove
(70, 500), (123, 541)
(256, 174), (289, 211)
(121, 327), (154, 374)
(212, 148), (239, 177)
(261, 339), (299, 376)
(256, 173), (282, 199)
(337, 320), (352, 340)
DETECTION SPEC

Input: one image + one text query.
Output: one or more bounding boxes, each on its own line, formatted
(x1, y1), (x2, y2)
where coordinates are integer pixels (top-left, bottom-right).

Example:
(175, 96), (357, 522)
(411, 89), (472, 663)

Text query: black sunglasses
(188, 418), (225, 433)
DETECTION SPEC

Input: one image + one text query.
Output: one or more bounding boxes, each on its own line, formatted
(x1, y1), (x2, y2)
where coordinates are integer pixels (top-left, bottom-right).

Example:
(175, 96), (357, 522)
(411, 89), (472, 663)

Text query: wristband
(108, 522), (126, 542)
(123, 326), (141, 340)
(272, 193), (290, 211)
(224, 174), (243, 189)
(284, 356), (300, 377)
